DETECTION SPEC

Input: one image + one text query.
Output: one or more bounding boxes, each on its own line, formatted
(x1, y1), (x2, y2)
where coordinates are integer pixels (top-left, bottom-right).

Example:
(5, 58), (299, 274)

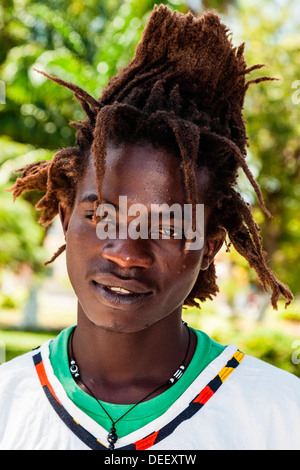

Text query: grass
(0, 328), (58, 363)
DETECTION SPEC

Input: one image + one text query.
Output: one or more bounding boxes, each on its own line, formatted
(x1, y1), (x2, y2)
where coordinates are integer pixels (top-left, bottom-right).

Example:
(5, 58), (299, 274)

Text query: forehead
(76, 143), (210, 206)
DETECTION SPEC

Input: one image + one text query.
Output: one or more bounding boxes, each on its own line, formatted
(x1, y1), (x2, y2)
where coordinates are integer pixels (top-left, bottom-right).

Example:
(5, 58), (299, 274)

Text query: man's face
(60, 143), (219, 333)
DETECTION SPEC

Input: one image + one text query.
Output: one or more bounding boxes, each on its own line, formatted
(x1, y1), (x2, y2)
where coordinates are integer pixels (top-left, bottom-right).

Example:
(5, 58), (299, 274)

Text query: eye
(150, 226), (181, 239)
(96, 214), (117, 233)
(85, 211), (94, 220)
(85, 209), (117, 222)
(97, 214), (116, 224)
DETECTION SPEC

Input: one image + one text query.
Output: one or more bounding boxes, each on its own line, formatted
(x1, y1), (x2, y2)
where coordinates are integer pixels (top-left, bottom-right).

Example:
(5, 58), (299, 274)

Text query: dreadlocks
(8, 5), (293, 310)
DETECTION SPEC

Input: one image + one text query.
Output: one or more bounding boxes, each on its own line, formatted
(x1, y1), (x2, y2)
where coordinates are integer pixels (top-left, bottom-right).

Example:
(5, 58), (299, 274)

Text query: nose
(101, 238), (154, 269)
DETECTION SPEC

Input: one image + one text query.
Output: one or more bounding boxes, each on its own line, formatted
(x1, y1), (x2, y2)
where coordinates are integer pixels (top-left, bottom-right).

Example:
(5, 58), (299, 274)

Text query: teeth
(108, 286), (134, 295)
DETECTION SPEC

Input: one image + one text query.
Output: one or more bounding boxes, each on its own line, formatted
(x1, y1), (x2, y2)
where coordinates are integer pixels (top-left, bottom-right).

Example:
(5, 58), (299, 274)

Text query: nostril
(101, 239), (153, 269)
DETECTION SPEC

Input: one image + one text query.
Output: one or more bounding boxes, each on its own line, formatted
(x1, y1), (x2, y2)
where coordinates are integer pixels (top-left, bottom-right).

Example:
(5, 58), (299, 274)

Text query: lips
(89, 273), (153, 306)
(90, 274), (152, 295)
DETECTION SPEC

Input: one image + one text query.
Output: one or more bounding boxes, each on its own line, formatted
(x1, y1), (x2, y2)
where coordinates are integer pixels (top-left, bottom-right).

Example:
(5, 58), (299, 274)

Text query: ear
(58, 201), (72, 238)
(200, 229), (226, 270)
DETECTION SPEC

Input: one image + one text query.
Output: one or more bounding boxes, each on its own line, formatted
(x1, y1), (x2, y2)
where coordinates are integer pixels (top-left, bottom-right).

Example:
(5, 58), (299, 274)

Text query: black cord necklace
(69, 321), (191, 450)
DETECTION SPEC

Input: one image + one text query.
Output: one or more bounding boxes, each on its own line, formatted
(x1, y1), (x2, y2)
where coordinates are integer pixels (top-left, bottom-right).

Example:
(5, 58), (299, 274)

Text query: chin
(77, 304), (156, 334)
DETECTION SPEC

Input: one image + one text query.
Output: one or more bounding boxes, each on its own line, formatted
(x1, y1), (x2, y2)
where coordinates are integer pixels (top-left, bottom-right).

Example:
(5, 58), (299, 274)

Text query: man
(0, 5), (299, 450)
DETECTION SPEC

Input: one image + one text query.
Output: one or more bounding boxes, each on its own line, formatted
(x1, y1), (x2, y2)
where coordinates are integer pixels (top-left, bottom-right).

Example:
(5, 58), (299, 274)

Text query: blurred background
(0, 0), (299, 376)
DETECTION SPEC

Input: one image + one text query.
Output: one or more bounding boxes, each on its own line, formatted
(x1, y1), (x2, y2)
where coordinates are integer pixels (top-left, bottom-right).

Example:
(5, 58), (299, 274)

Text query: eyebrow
(79, 193), (98, 204)
(79, 193), (119, 210)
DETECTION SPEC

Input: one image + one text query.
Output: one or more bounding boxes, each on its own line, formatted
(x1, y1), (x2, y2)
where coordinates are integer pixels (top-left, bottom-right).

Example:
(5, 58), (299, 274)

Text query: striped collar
(33, 341), (244, 450)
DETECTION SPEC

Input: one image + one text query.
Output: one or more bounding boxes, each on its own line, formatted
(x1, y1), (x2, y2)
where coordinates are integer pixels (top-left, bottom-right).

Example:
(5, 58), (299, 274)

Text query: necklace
(69, 321), (191, 450)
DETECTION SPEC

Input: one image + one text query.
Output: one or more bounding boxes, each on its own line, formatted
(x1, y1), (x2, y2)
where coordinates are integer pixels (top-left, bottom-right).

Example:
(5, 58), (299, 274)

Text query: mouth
(90, 277), (153, 306)
(103, 285), (138, 295)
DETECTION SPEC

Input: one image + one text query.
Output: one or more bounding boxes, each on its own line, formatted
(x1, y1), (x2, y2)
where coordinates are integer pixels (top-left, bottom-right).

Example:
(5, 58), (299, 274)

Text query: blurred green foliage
(183, 304), (300, 378)
(0, 328), (54, 362)
(238, 0), (300, 297)
(0, 189), (45, 268)
(216, 326), (300, 378)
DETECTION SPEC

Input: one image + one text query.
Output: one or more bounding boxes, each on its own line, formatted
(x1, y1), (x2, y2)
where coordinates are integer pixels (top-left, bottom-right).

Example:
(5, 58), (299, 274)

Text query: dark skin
(59, 142), (225, 405)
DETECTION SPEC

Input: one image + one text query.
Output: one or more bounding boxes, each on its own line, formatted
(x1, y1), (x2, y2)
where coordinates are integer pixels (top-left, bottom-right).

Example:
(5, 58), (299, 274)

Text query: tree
(237, 0), (300, 299)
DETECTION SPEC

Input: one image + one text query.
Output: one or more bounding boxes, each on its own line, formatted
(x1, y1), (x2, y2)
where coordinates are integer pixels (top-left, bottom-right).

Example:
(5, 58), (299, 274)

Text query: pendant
(69, 359), (80, 378)
(107, 426), (118, 450)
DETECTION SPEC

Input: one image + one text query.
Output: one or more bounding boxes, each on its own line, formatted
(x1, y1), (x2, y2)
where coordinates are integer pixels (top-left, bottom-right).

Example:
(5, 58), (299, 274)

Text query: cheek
(65, 218), (98, 277)
(160, 250), (203, 305)
(175, 247), (203, 279)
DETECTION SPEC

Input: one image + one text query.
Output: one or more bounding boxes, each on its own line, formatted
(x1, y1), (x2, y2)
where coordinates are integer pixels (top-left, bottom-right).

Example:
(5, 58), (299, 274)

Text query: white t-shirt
(0, 340), (299, 450)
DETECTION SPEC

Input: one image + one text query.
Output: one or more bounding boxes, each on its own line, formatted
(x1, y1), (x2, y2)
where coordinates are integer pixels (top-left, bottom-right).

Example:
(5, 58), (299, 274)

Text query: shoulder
(193, 345), (300, 449)
(0, 348), (38, 385)
(219, 347), (300, 412)
(0, 345), (49, 407)
(229, 352), (300, 447)
(0, 343), (52, 449)
(239, 353), (300, 396)
(0, 342), (53, 403)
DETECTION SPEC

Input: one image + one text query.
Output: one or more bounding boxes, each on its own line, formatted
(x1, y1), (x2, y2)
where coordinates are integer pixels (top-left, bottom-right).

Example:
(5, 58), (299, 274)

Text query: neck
(69, 307), (196, 404)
